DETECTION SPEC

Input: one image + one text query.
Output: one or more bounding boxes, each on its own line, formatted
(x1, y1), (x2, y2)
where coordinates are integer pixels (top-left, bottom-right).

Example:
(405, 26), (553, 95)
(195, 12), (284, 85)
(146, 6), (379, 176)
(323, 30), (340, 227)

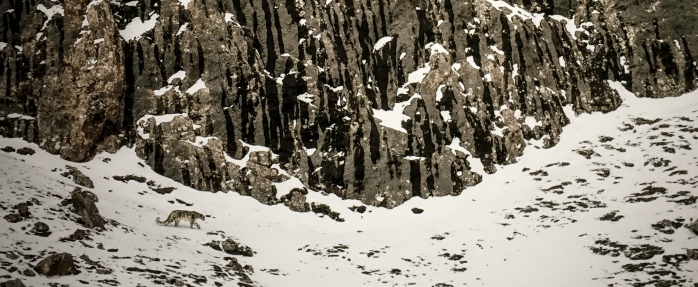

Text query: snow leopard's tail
(155, 217), (166, 225)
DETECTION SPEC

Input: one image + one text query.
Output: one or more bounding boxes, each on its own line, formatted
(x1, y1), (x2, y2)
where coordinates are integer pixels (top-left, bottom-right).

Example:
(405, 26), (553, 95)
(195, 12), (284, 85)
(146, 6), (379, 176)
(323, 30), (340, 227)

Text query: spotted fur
(156, 210), (206, 229)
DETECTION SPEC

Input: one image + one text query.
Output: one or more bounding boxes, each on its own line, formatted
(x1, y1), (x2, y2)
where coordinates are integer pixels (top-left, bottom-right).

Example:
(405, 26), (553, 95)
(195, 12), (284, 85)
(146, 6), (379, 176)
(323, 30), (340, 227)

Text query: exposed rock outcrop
(61, 166), (95, 188)
(34, 253), (78, 277)
(70, 188), (104, 229)
(1, 0), (697, 208)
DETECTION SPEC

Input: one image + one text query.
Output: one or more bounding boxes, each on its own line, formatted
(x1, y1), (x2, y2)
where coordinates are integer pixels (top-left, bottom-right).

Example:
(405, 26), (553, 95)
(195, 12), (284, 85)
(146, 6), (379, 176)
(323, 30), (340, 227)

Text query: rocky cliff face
(1, 0), (697, 208)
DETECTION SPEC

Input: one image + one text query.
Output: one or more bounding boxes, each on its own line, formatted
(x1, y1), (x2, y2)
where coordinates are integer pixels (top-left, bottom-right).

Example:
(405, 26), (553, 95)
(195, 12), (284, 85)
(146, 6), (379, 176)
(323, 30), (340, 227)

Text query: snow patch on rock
(373, 36), (394, 52)
(119, 13), (159, 41)
(185, 78), (207, 95)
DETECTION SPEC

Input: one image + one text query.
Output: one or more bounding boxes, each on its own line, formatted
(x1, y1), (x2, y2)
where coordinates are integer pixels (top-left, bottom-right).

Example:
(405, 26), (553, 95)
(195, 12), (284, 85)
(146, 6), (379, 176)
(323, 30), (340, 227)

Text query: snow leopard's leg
(174, 218), (180, 227)
(193, 220), (200, 229)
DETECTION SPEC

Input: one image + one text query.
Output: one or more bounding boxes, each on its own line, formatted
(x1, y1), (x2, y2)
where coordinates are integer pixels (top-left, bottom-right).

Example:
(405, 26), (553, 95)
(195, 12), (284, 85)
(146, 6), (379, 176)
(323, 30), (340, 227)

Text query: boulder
(205, 238), (255, 257)
(221, 239), (254, 257)
(71, 229), (87, 241)
(34, 253), (78, 277)
(13, 203), (30, 217)
(22, 269), (35, 277)
(3, 214), (22, 223)
(16, 147), (35, 156)
(33, 222), (50, 235)
(311, 203), (344, 222)
(61, 166), (94, 189)
(281, 188), (310, 212)
(71, 188), (104, 229)
(688, 220), (698, 235)
(0, 279), (26, 287)
(248, 151), (273, 167)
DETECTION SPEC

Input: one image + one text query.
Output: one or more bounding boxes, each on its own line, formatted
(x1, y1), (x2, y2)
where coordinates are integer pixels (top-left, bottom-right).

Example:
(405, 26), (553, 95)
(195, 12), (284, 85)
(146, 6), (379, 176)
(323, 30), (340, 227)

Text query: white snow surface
(373, 36), (393, 52)
(36, 4), (64, 30)
(486, 0), (545, 27)
(1, 81), (698, 286)
(185, 78), (207, 95)
(372, 94), (422, 133)
(168, 70), (186, 84)
(405, 64), (431, 85)
(179, 0), (193, 9)
(5, 113), (36, 120)
(547, 15), (592, 40)
(119, 14), (160, 41)
(297, 93), (316, 108)
(466, 56), (480, 69)
(426, 42), (449, 56)
(136, 113), (191, 139)
(176, 23), (189, 36)
(153, 85), (173, 96)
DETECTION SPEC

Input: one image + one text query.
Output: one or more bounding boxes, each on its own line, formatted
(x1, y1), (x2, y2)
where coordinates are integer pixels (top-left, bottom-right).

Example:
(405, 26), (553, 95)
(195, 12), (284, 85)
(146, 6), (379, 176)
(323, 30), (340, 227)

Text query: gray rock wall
(1, 0), (696, 207)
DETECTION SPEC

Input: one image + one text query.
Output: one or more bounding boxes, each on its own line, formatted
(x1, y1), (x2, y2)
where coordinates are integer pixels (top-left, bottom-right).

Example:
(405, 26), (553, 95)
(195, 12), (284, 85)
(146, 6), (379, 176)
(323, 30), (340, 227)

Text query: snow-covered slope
(1, 81), (698, 286)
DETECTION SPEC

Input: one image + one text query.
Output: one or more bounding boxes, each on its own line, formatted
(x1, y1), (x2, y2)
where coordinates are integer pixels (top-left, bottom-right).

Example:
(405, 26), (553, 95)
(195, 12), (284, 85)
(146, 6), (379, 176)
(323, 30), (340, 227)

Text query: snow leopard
(156, 210), (206, 229)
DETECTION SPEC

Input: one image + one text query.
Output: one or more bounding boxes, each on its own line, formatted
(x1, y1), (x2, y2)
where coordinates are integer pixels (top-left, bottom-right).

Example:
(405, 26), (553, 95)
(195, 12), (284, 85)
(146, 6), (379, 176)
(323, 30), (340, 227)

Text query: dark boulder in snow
(13, 203), (30, 218)
(222, 239), (254, 257)
(34, 253), (79, 277)
(349, 205), (367, 213)
(22, 269), (35, 277)
(205, 238), (255, 257)
(71, 188), (104, 229)
(32, 222), (50, 236)
(0, 146), (15, 153)
(15, 147), (35, 156)
(281, 188), (310, 212)
(688, 220), (698, 235)
(311, 203), (344, 222)
(3, 214), (23, 223)
(71, 229), (88, 241)
(61, 166), (94, 189)
(0, 279), (26, 287)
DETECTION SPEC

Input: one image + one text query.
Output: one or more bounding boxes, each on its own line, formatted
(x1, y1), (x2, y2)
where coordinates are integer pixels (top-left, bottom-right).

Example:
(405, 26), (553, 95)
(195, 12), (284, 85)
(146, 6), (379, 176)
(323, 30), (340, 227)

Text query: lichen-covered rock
(1, 0), (698, 208)
(205, 238), (255, 257)
(281, 188), (311, 212)
(70, 188), (104, 229)
(34, 253), (78, 277)
(221, 238), (254, 257)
